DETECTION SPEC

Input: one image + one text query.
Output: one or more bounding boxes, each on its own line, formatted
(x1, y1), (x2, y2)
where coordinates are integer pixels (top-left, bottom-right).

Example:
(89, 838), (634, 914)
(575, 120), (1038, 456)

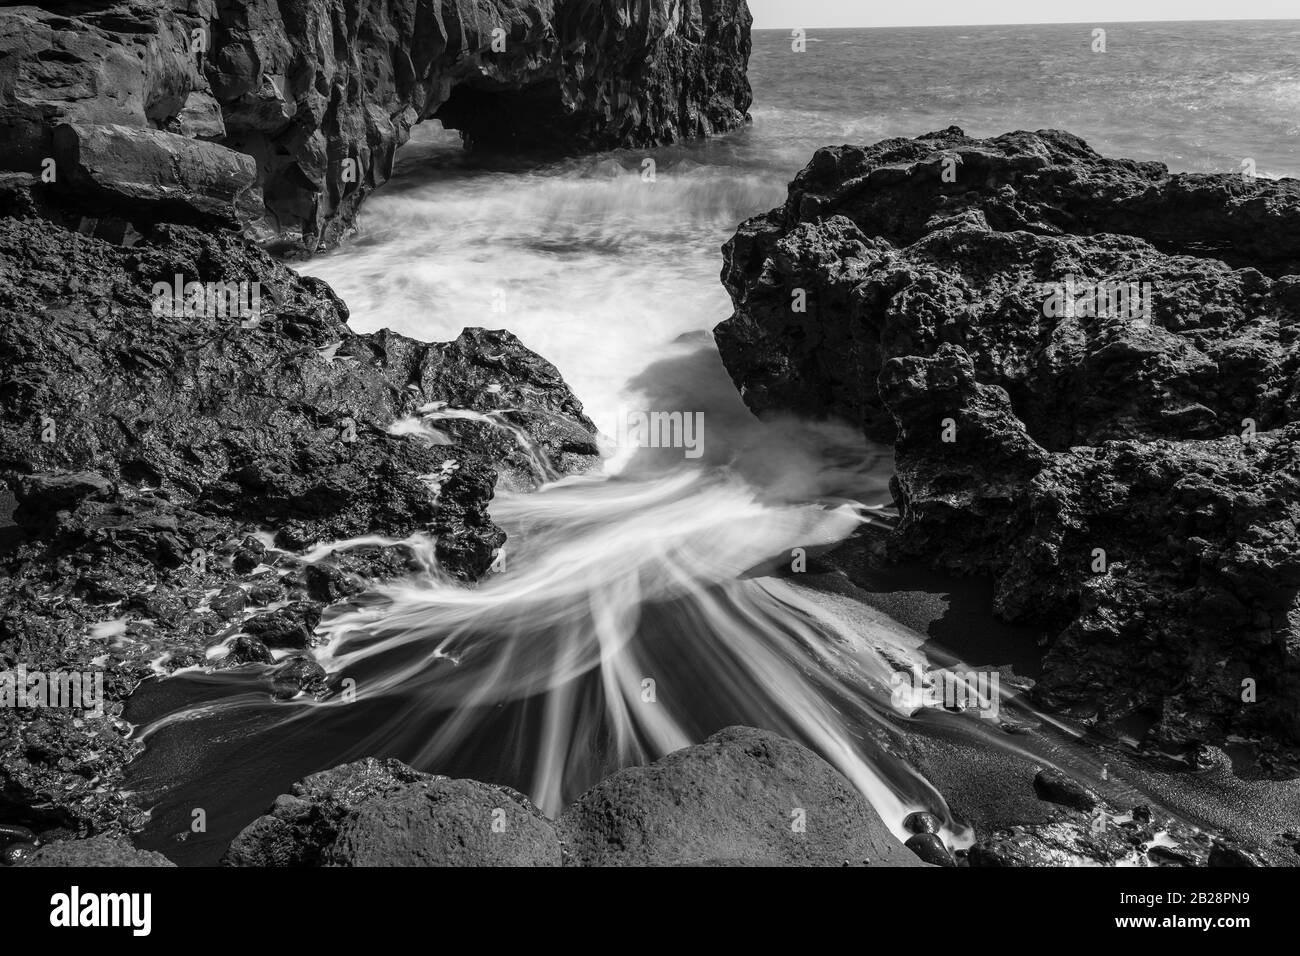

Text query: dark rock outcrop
(225, 728), (919, 866)
(23, 833), (175, 867)
(0, 0), (753, 253)
(557, 725), (923, 866)
(0, 175), (599, 833)
(715, 128), (1300, 768)
(225, 758), (562, 866)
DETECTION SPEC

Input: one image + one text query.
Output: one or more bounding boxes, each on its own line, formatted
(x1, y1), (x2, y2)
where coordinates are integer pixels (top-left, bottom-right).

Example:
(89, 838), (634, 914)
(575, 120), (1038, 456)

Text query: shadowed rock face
(0, 0), (753, 253)
(715, 128), (1300, 769)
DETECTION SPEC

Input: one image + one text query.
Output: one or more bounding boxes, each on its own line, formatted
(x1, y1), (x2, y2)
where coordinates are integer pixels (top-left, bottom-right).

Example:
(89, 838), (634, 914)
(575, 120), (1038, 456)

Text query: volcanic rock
(1033, 768), (1100, 812)
(266, 657), (328, 700)
(557, 725), (922, 866)
(225, 757), (560, 866)
(0, 184), (599, 832)
(715, 127), (1300, 766)
(904, 832), (955, 866)
(24, 833), (175, 867)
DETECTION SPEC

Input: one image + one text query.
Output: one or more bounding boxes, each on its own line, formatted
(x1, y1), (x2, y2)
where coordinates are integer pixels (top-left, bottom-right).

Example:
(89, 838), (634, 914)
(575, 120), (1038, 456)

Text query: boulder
(24, 834), (175, 867)
(557, 726), (923, 866)
(225, 758), (560, 866)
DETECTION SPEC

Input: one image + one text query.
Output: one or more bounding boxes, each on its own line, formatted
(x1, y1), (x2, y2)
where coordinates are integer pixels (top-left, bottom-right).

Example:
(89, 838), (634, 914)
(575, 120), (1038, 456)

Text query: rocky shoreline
(716, 127), (1300, 776)
(0, 172), (600, 837)
(1, 4), (1296, 869)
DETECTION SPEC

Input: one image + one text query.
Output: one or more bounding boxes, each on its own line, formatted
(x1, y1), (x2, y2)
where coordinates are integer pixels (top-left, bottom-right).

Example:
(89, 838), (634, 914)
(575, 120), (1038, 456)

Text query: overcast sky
(748, 0), (1300, 29)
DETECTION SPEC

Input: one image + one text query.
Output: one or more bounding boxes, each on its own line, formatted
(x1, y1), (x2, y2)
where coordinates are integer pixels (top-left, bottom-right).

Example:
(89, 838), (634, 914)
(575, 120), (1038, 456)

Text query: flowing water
(127, 22), (1300, 863)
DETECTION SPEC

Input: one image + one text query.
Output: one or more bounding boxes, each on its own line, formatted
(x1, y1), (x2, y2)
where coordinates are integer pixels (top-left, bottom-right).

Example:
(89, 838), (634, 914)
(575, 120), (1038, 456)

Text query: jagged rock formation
(0, 0), (753, 253)
(0, 174), (599, 833)
(715, 128), (1300, 769)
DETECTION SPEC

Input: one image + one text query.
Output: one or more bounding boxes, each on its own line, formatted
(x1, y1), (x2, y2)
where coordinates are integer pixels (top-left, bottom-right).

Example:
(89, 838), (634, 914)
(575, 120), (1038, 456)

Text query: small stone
(1033, 768), (1099, 812)
(247, 580), (283, 605)
(902, 811), (942, 835)
(209, 585), (246, 621)
(232, 537), (267, 574)
(243, 602), (321, 649)
(305, 563), (361, 602)
(1147, 845), (1197, 866)
(268, 656), (327, 700)
(904, 832), (956, 867)
(1208, 843), (1262, 867)
(229, 635), (274, 665)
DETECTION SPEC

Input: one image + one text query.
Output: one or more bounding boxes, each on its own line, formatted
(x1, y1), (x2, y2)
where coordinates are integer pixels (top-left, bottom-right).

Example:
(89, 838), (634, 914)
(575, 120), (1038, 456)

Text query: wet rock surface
(225, 728), (920, 866)
(715, 127), (1300, 770)
(225, 758), (560, 866)
(0, 0), (753, 252)
(557, 726), (923, 866)
(0, 178), (599, 836)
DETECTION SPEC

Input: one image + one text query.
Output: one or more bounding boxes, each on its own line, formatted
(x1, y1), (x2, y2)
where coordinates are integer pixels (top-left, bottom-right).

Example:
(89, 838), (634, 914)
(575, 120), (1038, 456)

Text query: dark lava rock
(0, 191), (598, 832)
(1208, 843), (1265, 867)
(24, 834), (175, 867)
(227, 635), (274, 666)
(325, 780), (561, 867)
(232, 543), (266, 574)
(209, 585), (247, 621)
(903, 811), (943, 834)
(225, 757), (559, 866)
(246, 580), (284, 605)
(0, 0), (753, 252)
(1033, 769), (1100, 812)
(715, 127), (1300, 764)
(243, 604), (321, 650)
(267, 657), (328, 700)
(904, 832), (955, 866)
(557, 726), (921, 866)
(1147, 845), (1198, 867)
(304, 563), (361, 603)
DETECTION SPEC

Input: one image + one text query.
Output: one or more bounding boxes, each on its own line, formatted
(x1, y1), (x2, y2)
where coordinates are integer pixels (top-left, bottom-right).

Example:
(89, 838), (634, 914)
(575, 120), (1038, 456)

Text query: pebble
(902, 811), (942, 835)
(905, 832), (956, 867)
(268, 657), (328, 700)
